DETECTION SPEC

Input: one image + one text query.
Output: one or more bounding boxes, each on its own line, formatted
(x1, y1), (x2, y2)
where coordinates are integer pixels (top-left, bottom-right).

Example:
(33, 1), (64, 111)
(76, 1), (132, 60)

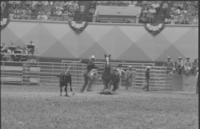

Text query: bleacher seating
(7, 1), (198, 24)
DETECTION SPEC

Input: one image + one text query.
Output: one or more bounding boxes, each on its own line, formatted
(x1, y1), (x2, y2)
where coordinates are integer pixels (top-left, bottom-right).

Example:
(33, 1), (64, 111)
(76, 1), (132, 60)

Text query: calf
(57, 71), (73, 96)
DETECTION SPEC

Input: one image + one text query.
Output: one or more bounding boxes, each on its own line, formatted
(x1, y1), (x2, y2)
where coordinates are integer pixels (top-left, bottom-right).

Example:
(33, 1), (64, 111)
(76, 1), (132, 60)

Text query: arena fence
(1, 60), (173, 91)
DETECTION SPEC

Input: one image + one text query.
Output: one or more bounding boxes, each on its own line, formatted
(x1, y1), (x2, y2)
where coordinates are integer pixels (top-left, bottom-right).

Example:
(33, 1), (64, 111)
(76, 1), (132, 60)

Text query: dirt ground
(1, 85), (198, 129)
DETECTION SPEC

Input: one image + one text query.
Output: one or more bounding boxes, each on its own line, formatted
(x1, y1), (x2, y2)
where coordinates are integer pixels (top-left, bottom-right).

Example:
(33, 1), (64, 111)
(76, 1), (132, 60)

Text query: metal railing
(1, 60), (172, 90)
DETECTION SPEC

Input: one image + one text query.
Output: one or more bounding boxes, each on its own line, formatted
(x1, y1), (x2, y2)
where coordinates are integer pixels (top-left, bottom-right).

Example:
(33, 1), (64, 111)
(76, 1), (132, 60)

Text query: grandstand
(1, 3), (198, 129)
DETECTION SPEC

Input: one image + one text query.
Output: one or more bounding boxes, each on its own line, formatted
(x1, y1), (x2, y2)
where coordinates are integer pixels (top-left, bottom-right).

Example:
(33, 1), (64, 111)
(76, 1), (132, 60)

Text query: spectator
(8, 42), (16, 55)
(184, 57), (192, 74)
(26, 41), (35, 56)
(175, 57), (184, 74)
(165, 56), (174, 75)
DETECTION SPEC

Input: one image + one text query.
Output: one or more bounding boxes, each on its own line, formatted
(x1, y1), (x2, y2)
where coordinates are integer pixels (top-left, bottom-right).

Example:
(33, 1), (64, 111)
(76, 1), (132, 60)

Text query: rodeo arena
(1, 1), (199, 129)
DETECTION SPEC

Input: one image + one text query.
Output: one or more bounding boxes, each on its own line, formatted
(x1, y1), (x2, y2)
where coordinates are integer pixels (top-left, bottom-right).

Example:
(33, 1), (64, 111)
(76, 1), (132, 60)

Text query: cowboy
(184, 57), (192, 72)
(26, 41), (35, 56)
(175, 57), (184, 74)
(124, 65), (136, 90)
(80, 55), (98, 92)
(166, 56), (174, 74)
(143, 66), (151, 91)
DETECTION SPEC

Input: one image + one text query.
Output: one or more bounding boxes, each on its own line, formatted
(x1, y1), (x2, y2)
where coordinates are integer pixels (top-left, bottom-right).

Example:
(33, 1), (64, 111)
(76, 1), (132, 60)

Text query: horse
(101, 54), (121, 93)
(81, 68), (100, 92)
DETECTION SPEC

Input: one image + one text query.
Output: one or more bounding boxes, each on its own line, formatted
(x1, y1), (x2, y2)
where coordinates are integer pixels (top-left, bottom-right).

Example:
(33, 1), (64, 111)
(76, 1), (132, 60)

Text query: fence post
(22, 62), (29, 86)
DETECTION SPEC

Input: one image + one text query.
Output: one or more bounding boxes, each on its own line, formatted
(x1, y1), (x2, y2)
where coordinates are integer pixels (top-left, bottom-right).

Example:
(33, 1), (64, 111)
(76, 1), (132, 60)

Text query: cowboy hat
(90, 55), (96, 59)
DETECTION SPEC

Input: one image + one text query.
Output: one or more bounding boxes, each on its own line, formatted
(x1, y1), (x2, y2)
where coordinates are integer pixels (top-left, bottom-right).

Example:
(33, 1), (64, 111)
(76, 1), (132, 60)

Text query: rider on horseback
(80, 55), (99, 92)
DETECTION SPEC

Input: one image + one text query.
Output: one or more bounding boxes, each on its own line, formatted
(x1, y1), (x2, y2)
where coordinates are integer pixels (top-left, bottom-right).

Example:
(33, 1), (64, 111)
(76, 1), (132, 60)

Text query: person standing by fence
(26, 41), (35, 56)
(143, 66), (151, 91)
(175, 57), (184, 75)
(166, 56), (174, 75)
(184, 57), (192, 75)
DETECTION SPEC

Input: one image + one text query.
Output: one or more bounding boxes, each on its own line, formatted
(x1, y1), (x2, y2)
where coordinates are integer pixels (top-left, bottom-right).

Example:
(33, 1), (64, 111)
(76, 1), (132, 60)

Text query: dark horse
(101, 54), (120, 93)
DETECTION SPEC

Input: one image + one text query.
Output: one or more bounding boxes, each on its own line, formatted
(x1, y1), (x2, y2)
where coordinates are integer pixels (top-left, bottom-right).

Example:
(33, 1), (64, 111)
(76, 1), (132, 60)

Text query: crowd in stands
(0, 41), (35, 61)
(138, 1), (198, 24)
(7, 1), (198, 24)
(165, 56), (198, 76)
(8, 1), (79, 21)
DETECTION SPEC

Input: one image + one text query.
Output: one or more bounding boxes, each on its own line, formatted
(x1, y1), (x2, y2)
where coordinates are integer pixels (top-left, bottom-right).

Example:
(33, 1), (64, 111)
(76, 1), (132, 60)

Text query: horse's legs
(81, 74), (88, 92)
(112, 83), (117, 91)
(65, 84), (69, 97)
(108, 81), (112, 90)
(87, 80), (92, 91)
(70, 84), (73, 92)
(69, 83), (75, 95)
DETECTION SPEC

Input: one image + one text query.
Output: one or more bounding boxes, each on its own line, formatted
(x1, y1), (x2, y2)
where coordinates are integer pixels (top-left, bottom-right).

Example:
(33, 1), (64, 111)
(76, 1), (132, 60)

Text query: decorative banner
(144, 23), (165, 36)
(68, 21), (88, 34)
(68, 1), (91, 34)
(143, 2), (169, 36)
(1, 1), (10, 30)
